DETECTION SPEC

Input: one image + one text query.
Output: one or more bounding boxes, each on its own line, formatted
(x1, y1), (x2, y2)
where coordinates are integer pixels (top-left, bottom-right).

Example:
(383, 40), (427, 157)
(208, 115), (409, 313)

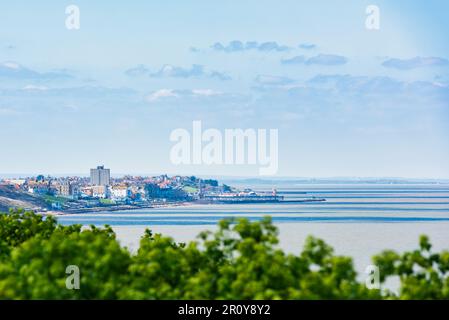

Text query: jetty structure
(198, 189), (283, 204)
(197, 188), (326, 204)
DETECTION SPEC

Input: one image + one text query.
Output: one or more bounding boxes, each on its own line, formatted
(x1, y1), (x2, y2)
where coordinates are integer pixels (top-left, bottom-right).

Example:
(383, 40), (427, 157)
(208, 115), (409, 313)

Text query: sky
(0, 0), (448, 178)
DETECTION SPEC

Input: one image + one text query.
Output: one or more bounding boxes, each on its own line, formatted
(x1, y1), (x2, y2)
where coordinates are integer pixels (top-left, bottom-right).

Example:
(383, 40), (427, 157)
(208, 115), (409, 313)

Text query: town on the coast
(0, 166), (309, 214)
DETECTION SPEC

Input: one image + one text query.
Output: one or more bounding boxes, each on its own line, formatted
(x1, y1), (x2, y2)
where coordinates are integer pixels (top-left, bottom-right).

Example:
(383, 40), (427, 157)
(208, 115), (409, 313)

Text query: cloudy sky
(0, 0), (448, 178)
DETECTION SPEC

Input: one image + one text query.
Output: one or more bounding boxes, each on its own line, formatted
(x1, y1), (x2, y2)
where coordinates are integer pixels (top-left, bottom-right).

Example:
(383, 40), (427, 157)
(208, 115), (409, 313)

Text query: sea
(57, 183), (449, 289)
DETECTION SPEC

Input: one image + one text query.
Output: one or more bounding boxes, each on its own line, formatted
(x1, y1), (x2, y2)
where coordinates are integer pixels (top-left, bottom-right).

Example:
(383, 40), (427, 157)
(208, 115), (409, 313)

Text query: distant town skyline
(1, 171), (449, 183)
(1, 1), (448, 178)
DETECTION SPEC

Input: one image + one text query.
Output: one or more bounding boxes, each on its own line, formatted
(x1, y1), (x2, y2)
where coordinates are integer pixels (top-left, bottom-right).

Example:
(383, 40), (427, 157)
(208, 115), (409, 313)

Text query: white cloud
(144, 88), (248, 107)
(125, 64), (231, 81)
(211, 40), (291, 52)
(150, 64), (204, 78)
(146, 89), (179, 102)
(3, 61), (20, 69)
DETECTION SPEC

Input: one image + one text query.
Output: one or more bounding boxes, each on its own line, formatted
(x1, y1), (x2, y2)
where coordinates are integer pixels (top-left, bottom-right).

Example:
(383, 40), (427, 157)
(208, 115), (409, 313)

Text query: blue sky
(0, 0), (448, 178)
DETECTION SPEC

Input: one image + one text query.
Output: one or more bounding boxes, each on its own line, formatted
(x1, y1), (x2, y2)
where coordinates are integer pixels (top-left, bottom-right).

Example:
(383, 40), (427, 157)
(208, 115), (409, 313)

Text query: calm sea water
(58, 183), (449, 226)
(57, 183), (449, 284)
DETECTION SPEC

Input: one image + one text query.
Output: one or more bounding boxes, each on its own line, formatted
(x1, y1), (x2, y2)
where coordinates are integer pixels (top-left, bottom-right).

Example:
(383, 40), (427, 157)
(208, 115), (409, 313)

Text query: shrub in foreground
(0, 209), (448, 299)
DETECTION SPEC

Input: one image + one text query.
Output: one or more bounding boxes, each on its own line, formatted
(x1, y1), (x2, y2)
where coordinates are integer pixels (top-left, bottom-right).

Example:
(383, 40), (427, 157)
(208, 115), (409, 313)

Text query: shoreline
(39, 201), (193, 216)
(38, 199), (303, 216)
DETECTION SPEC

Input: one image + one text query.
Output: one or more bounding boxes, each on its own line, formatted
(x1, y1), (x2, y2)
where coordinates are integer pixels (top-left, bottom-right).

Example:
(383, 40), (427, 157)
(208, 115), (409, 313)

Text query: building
(80, 186), (94, 197)
(59, 183), (70, 196)
(4, 179), (26, 186)
(110, 185), (129, 200)
(90, 165), (111, 186)
(92, 185), (108, 198)
(59, 182), (80, 198)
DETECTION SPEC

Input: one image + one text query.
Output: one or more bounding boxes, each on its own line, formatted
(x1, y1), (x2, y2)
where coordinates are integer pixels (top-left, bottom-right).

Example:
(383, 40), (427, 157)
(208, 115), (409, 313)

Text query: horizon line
(1, 173), (449, 182)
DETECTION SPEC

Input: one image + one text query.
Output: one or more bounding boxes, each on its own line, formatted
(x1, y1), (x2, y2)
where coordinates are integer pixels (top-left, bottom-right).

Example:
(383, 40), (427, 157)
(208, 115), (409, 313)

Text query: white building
(110, 186), (129, 200)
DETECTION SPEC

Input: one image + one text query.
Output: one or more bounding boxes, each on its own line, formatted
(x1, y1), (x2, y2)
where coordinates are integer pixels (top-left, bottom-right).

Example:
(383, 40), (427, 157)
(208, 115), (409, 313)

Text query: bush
(0, 209), (448, 299)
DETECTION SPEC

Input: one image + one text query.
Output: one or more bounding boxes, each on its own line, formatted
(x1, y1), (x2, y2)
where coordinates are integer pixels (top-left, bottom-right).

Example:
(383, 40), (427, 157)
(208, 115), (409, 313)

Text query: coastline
(39, 201), (193, 216)
(38, 197), (298, 216)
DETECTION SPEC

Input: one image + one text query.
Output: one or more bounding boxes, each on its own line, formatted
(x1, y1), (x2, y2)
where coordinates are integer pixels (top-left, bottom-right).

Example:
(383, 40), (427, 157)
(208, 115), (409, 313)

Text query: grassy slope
(0, 185), (48, 212)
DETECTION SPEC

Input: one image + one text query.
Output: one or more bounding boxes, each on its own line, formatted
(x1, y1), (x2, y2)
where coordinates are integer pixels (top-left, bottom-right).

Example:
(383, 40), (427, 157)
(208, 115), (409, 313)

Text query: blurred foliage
(0, 209), (448, 299)
(373, 235), (449, 299)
